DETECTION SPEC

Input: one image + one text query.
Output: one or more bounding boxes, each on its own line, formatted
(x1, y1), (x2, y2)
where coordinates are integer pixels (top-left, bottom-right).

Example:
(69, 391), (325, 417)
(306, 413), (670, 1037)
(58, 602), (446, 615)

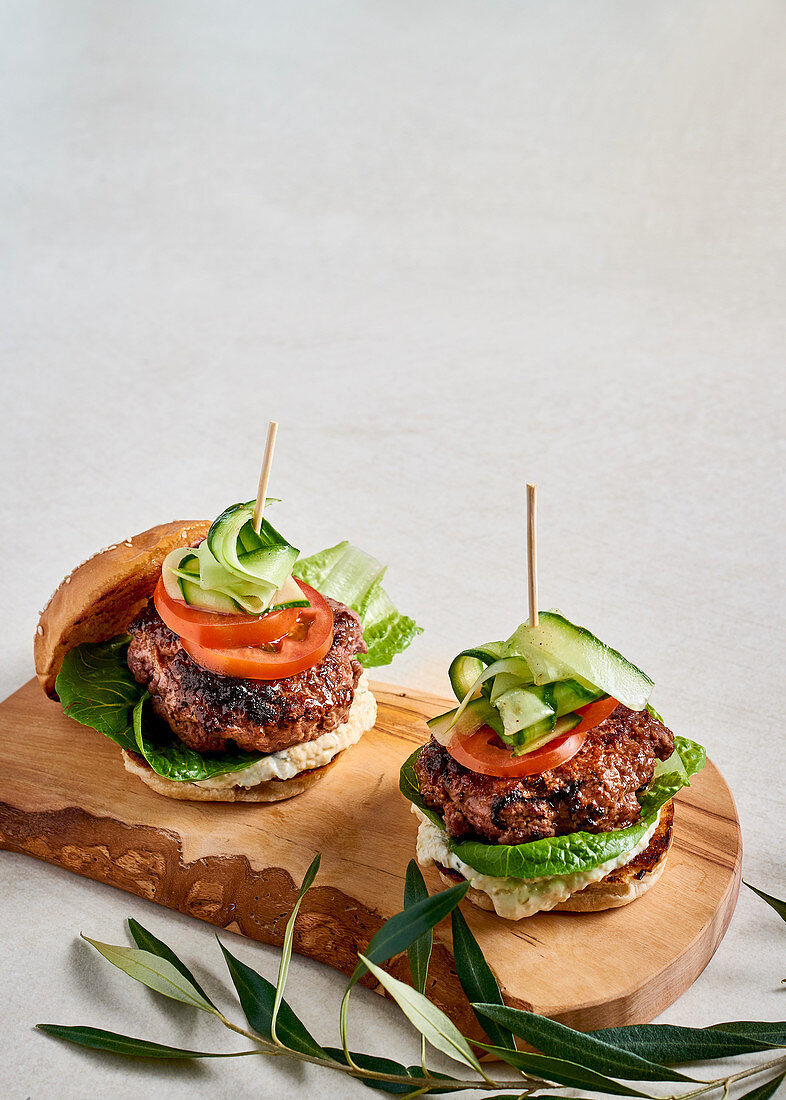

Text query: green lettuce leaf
(294, 541), (421, 667)
(399, 737), (705, 880)
(56, 636), (142, 753)
(56, 637), (266, 781)
(132, 695), (264, 781)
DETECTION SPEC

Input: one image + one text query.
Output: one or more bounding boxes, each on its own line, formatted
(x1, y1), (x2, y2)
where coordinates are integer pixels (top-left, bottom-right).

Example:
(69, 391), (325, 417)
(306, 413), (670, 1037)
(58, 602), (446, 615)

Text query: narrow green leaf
(82, 936), (218, 1014)
(710, 1021), (786, 1046)
(324, 1047), (418, 1095)
(451, 911), (514, 1051)
(218, 940), (327, 1059)
(589, 1022), (782, 1063)
(474, 1004), (692, 1081)
(271, 854), (320, 1043)
(349, 881), (468, 988)
(404, 1066), (464, 1094)
(55, 636), (141, 750)
(359, 955), (483, 1074)
(745, 882), (786, 922)
(477, 1043), (655, 1097)
(36, 1024), (258, 1059)
(739, 1072), (786, 1100)
(127, 918), (215, 1008)
(340, 880), (469, 1068)
(404, 861), (432, 994)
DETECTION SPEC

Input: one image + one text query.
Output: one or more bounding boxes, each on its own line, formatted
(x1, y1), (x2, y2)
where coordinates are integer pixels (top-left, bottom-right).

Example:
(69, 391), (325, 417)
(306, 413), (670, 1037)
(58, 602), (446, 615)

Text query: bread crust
(434, 800), (674, 917)
(121, 750), (343, 802)
(35, 520), (210, 698)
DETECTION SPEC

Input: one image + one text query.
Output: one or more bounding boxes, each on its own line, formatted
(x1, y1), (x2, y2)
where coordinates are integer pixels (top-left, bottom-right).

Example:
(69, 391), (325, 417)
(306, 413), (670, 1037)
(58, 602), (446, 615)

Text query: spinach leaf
(56, 636), (142, 752)
(132, 695), (264, 781)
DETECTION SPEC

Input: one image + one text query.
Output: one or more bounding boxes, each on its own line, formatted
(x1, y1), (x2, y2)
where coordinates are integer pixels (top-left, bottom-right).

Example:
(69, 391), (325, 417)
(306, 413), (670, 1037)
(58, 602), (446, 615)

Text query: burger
(35, 501), (419, 802)
(400, 611), (705, 918)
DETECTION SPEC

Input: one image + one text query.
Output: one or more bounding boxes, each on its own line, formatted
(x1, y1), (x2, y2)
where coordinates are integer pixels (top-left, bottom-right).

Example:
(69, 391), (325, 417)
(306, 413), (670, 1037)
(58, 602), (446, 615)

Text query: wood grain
(0, 677), (741, 1035)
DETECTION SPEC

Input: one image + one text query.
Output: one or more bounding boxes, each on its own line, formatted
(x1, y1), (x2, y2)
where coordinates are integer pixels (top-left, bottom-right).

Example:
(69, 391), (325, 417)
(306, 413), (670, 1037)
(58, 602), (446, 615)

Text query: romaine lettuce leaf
(399, 736), (705, 880)
(294, 541), (421, 667)
(56, 637), (266, 780)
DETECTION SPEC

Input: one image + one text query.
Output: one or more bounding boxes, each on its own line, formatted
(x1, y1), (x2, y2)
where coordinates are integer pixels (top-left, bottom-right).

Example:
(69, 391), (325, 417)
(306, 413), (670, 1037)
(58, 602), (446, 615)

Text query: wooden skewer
(252, 421), (279, 534)
(526, 483), (538, 628)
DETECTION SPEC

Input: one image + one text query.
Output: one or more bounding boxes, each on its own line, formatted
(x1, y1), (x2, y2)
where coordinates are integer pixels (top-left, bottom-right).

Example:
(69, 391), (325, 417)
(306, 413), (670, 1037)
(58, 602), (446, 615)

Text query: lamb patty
(126, 596), (365, 753)
(414, 705), (674, 845)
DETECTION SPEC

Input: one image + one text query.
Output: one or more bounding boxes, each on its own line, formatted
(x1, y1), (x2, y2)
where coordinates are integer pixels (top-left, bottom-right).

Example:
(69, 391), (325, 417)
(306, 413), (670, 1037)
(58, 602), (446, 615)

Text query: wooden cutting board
(0, 678), (741, 1038)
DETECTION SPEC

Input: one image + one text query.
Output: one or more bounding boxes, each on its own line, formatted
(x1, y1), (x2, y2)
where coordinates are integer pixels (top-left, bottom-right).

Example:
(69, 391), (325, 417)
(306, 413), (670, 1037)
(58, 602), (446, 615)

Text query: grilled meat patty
(414, 705), (674, 845)
(126, 596), (365, 753)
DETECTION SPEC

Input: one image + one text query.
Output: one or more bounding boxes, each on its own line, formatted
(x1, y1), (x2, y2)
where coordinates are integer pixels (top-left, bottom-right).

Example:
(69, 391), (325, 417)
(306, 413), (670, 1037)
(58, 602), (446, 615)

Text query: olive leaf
(739, 1072), (786, 1100)
(450, 909), (514, 1051)
(473, 1004), (694, 1081)
(35, 1024), (258, 1059)
(588, 1022), (785, 1063)
(324, 1048), (427, 1096)
(403, 860), (433, 1078)
(348, 880), (468, 989)
(127, 918), (216, 1008)
(358, 954), (483, 1074)
(476, 1043), (655, 1097)
(710, 1022), (786, 1046)
(270, 854), (321, 1043)
(340, 878), (468, 1066)
(218, 939), (327, 1059)
(745, 882), (786, 923)
(404, 861), (432, 995)
(82, 936), (219, 1015)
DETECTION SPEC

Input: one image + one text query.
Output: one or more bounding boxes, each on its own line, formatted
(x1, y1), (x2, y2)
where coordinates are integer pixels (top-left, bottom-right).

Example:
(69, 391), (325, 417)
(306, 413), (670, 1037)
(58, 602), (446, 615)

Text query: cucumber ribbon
(162, 500), (300, 615)
(434, 611), (656, 757)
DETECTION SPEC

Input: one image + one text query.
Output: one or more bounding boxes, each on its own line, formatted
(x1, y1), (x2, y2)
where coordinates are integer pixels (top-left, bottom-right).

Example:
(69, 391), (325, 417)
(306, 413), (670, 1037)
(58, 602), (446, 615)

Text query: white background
(1, 1), (784, 1097)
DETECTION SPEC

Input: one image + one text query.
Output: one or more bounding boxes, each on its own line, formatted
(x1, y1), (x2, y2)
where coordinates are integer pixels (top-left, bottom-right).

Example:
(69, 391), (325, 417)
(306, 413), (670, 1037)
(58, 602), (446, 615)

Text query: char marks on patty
(126, 596), (365, 753)
(414, 705), (674, 845)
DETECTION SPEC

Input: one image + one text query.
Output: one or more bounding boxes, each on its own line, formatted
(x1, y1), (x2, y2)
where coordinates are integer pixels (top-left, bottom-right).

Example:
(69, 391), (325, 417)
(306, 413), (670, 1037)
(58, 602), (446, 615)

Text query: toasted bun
(435, 800), (674, 917)
(553, 799), (674, 912)
(35, 520), (210, 698)
(121, 751), (344, 803)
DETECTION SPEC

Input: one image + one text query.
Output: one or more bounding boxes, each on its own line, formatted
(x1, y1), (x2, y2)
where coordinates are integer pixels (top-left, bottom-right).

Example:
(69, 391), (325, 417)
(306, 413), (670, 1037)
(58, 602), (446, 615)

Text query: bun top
(34, 520), (210, 698)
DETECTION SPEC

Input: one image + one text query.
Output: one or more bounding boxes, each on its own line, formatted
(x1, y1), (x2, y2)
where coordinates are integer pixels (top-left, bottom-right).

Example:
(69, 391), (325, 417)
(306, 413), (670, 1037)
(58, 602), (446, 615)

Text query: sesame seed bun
(35, 520), (210, 699)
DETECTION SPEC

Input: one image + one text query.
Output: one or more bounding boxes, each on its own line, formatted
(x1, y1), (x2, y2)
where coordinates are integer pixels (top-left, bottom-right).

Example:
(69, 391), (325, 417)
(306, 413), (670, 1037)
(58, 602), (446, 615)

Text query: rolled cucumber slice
(427, 697), (503, 744)
(207, 501), (298, 591)
(268, 574), (310, 611)
(426, 697), (581, 758)
(495, 678), (602, 740)
(505, 611), (653, 712)
(448, 644), (527, 702)
(179, 579), (240, 613)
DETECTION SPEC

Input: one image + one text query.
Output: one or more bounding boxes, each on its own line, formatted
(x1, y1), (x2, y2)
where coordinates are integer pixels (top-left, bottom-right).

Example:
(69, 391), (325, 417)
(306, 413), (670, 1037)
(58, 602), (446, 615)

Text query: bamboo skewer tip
(252, 420), (279, 534)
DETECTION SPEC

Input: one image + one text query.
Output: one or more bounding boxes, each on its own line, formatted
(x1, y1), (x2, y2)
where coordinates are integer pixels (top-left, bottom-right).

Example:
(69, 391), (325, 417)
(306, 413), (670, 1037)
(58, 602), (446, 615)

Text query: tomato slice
(154, 577), (304, 649)
(568, 694), (619, 737)
(444, 696), (620, 778)
(180, 582), (334, 680)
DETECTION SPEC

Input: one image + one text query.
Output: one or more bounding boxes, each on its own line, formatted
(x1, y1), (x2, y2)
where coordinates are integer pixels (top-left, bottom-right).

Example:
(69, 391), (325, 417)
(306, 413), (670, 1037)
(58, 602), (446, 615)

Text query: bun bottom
(121, 750), (343, 803)
(434, 800), (674, 917)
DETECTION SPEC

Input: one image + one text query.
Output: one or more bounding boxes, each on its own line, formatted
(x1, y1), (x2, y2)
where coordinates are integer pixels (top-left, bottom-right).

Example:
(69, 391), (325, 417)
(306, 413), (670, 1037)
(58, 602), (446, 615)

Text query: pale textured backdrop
(1, 1), (784, 1096)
